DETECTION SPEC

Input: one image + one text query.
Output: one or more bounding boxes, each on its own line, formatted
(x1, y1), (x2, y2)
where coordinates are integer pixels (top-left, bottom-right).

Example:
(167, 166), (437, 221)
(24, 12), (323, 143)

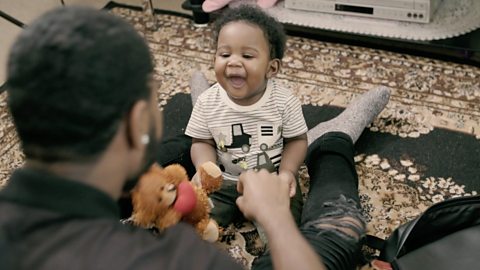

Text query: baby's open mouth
(228, 76), (246, 88)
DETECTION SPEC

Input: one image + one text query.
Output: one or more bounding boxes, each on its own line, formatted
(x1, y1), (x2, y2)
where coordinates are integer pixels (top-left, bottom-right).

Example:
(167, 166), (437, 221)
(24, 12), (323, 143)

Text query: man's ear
(125, 100), (149, 149)
(266, 58), (281, 79)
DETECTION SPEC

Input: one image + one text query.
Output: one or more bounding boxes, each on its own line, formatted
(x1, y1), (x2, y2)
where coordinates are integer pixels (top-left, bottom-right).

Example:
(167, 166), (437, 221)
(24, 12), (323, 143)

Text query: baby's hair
(212, 5), (286, 60)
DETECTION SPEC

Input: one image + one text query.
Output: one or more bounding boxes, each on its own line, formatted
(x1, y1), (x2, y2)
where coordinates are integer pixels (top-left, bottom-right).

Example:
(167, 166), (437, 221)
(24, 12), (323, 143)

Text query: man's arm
(279, 133), (307, 197)
(236, 170), (326, 270)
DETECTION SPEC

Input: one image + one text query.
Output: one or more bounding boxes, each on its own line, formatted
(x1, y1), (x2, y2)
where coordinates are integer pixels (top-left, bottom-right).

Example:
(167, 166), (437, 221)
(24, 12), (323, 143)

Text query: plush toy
(131, 162), (223, 242)
(202, 0), (279, 13)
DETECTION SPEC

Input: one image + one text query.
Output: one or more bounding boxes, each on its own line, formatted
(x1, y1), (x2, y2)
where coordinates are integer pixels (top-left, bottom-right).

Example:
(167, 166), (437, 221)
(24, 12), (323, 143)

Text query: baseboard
(104, 1), (193, 20)
(0, 9), (25, 28)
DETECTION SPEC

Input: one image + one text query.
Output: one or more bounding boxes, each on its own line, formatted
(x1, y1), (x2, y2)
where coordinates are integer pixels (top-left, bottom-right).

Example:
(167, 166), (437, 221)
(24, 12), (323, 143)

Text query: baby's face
(214, 21), (277, 106)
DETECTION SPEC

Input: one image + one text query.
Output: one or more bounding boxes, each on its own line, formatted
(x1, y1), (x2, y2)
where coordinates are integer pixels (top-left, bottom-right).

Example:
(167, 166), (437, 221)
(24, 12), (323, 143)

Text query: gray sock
(307, 86), (391, 144)
(190, 70), (210, 106)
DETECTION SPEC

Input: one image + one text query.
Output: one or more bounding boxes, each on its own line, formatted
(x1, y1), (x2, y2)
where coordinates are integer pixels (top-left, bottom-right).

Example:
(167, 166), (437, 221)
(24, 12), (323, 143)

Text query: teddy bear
(131, 161), (223, 242)
(202, 0), (279, 13)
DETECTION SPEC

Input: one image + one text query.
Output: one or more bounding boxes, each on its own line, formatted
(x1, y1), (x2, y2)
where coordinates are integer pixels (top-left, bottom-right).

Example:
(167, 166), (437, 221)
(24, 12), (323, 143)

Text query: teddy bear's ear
(162, 164), (189, 185)
(149, 163), (164, 173)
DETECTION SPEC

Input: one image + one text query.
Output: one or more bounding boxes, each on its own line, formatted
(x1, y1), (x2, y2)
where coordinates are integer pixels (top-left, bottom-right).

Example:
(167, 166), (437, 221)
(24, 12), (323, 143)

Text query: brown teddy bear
(131, 162), (223, 242)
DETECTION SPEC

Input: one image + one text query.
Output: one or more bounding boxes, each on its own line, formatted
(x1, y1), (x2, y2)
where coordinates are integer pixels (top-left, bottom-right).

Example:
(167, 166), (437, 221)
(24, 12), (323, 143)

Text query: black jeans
(209, 177), (303, 227)
(253, 132), (365, 270)
(155, 133), (365, 270)
(156, 135), (197, 178)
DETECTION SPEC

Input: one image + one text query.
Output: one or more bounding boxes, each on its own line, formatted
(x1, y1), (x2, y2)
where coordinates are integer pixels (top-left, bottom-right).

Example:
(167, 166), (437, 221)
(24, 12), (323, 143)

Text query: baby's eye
(243, 54), (253, 59)
(219, 53), (230, 58)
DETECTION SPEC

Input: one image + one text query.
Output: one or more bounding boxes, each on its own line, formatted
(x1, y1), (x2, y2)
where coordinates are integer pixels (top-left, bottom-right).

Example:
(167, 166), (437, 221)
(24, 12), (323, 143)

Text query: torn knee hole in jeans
(307, 195), (366, 240)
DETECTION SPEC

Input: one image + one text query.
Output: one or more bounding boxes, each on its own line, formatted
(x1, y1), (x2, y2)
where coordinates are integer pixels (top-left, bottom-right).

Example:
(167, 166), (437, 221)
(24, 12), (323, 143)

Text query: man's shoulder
(0, 210), (241, 270)
(112, 222), (242, 269)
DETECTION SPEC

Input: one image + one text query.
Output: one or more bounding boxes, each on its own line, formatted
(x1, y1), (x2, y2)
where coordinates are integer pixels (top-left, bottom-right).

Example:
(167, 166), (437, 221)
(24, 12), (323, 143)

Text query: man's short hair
(6, 6), (153, 162)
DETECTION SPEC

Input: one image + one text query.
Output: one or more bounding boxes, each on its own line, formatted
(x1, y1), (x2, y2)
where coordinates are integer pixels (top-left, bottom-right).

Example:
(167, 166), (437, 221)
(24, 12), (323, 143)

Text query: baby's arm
(191, 138), (217, 170)
(190, 138), (217, 187)
(279, 133), (307, 197)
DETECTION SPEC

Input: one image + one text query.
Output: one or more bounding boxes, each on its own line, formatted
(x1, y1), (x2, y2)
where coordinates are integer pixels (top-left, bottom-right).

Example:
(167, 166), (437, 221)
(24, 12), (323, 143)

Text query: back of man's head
(6, 6), (153, 162)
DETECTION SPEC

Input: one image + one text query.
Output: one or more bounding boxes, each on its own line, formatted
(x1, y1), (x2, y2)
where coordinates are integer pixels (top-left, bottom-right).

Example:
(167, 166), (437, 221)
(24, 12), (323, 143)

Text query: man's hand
(236, 169), (291, 225)
(236, 169), (326, 270)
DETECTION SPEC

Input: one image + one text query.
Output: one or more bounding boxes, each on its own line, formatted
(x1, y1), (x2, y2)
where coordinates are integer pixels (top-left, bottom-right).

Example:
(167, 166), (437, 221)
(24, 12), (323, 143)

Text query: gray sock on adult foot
(307, 86), (391, 145)
(190, 70), (210, 106)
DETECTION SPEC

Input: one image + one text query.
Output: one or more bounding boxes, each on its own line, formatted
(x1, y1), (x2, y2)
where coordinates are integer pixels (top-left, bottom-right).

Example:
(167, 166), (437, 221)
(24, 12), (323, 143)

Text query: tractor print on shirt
(213, 122), (283, 177)
(217, 123), (252, 153)
(253, 151), (280, 172)
(227, 124), (252, 153)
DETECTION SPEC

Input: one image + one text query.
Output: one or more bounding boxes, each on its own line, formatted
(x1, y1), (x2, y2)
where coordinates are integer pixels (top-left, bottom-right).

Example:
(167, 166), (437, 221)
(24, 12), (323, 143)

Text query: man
(0, 6), (240, 269)
(0, 6), (390, 270)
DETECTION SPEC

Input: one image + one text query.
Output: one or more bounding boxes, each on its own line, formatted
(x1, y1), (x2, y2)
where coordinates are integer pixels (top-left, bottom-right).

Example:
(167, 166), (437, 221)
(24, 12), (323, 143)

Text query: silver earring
(140, 134), (150, 145)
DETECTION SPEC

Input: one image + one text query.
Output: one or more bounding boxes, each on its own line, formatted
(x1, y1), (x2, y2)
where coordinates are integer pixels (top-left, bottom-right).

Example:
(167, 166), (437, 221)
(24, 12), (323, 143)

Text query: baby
(185, 5), (307, 233)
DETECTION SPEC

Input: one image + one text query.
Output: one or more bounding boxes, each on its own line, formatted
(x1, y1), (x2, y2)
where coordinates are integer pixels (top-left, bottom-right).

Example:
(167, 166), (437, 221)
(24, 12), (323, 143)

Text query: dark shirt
(0, 168), (242, 270)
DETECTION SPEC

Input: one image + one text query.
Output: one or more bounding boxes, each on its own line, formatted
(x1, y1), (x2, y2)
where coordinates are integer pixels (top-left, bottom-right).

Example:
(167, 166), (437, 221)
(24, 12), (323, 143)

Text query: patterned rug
(0, 4), (479, 269)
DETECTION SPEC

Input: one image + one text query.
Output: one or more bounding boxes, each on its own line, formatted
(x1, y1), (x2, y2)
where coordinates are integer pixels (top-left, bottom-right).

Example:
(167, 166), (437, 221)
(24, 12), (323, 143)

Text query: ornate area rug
(0, 5), (478, 269)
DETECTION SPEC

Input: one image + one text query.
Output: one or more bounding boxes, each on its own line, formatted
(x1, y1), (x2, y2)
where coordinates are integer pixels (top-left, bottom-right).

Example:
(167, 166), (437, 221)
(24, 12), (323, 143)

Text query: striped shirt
(186, 79), (308, 181)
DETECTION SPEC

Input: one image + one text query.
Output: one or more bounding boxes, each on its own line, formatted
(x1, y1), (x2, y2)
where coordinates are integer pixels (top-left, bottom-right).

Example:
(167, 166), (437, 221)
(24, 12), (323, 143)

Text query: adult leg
(156, 135), (196, 178)
(253, 86), (390, 270)
(299, 132), (365, 270)
(190, 70), (211, 106)
(253, 132), (364, 270)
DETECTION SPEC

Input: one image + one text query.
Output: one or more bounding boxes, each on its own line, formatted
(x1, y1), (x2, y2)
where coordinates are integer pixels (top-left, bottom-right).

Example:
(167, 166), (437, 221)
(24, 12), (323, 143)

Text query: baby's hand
(191, 172), (202, 187)
(278, 171), (296, 198)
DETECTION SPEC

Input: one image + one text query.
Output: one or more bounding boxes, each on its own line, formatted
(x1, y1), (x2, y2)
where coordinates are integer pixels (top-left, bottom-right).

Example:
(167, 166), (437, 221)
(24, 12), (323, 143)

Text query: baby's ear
(267, 58), (281, 78)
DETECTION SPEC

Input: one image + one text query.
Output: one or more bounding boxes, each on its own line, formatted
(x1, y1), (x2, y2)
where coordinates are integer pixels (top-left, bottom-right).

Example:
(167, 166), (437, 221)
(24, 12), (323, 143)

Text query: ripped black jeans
(253, 132), (366, 270)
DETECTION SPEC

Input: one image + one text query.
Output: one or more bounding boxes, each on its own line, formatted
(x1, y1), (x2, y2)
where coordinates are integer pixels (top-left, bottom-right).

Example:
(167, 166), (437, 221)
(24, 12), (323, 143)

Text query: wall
(0, 0), (187, 85)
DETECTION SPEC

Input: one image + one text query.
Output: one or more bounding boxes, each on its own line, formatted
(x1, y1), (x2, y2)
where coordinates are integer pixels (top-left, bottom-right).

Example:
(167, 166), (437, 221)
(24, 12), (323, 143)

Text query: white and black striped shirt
(186, 79), (307, 181)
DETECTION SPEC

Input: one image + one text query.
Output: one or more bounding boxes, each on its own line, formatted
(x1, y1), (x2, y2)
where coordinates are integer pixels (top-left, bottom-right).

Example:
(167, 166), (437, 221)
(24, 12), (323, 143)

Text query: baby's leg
(209, 180), (243, 228)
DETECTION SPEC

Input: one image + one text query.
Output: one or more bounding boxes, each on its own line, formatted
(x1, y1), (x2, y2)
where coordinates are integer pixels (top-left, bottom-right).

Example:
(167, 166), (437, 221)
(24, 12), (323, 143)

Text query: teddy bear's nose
(166, 183), (176, 192)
